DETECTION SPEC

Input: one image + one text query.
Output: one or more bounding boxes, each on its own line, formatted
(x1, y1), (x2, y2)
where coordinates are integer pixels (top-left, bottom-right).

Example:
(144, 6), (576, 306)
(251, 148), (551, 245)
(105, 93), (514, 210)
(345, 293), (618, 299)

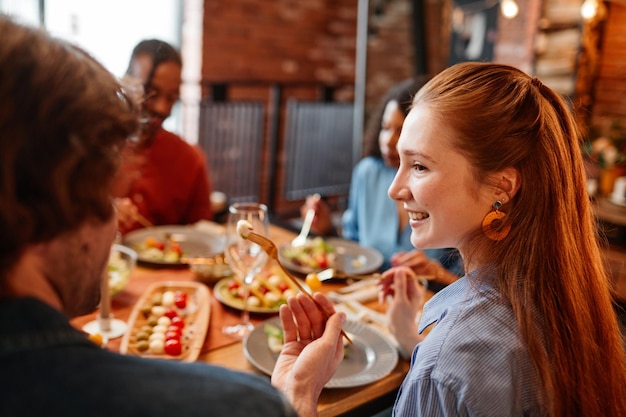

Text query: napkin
(327, 290), (396, 348)
(328, 282), (423, 359)
(334, 280), (379, 303)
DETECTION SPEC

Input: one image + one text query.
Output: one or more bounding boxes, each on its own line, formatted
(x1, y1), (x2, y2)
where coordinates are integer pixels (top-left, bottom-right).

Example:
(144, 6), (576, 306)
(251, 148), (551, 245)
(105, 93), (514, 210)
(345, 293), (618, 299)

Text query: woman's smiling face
(388, 105), (493, 253)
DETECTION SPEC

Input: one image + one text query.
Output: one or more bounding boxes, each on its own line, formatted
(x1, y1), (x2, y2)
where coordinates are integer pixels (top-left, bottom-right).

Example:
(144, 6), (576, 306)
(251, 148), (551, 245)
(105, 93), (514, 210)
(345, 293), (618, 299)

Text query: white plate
(278, 238), (384, 275)
(243, 317), (398, 388)
(123, 225), (226, 267)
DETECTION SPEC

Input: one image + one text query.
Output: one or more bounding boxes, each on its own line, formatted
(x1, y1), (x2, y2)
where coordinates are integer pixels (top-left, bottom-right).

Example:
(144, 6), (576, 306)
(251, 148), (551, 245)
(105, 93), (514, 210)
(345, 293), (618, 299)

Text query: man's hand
(114, 197), (139, 231)
(271, 293), (346, 417)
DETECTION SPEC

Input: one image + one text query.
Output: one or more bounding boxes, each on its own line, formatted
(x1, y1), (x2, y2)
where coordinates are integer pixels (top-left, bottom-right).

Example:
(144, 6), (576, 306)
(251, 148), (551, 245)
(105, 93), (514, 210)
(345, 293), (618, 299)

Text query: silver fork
(291, 207), (315, 247)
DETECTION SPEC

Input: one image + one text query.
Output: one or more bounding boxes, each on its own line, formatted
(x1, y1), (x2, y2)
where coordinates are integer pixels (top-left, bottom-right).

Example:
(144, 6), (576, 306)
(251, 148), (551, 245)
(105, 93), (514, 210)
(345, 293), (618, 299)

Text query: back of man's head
(0, 16), (139, 277)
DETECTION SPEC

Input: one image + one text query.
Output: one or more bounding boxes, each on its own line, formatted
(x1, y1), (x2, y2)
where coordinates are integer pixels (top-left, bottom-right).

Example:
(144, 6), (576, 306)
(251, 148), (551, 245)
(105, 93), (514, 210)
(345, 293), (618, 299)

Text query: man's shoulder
(3, 346), (295, 416)
(155, 128), (192, 149)
(153, 129), (204, 163)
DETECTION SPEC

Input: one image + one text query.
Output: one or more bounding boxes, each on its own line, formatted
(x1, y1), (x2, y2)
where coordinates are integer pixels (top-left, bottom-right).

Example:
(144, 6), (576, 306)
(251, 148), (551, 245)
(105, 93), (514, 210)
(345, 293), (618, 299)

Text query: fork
(291, 207), (315, 247)
(245, 231), (353, 344)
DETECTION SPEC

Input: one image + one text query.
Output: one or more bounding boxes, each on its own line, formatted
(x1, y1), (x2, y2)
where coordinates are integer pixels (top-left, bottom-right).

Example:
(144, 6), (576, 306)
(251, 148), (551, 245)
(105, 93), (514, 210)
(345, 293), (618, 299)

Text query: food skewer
(237, 220), (353, 344)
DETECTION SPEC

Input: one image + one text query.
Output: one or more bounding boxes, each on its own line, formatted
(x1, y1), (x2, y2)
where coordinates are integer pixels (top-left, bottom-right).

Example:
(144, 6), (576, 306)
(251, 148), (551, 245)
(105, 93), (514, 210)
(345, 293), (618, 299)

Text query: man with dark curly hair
(0, 16), (345, 417)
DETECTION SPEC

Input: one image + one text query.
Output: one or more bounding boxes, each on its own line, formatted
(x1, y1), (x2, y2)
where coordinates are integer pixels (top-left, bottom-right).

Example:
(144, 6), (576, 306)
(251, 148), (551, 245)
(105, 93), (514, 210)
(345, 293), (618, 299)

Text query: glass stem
(241, 272), (255, 327)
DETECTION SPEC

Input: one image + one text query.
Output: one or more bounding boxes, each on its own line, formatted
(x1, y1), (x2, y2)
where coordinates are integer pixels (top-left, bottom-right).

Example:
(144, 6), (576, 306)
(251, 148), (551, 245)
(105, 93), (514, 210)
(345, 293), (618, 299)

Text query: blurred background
(0, 0), (623, 220)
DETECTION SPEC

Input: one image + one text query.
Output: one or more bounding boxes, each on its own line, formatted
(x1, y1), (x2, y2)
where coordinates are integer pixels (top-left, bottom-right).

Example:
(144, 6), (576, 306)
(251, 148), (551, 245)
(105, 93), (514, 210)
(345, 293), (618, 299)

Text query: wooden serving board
(120, 281), (210, 362)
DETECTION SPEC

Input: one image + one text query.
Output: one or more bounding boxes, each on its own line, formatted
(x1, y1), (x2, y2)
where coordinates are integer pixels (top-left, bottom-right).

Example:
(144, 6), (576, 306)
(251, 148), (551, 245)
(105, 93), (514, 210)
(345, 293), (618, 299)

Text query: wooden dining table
(71, 224), (410, 417)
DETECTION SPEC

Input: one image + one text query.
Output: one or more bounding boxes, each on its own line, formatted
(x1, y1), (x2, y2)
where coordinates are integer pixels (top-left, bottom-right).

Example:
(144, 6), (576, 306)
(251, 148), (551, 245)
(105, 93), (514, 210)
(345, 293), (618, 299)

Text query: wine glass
(222, 202), (269, 339)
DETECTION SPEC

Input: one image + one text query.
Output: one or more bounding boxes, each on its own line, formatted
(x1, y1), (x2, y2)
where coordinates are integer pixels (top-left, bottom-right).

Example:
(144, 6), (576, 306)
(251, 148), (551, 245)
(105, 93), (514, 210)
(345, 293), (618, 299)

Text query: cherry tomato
(170, 242), (183, 255)
(166, 325), (182, 336)
(164, 339), (182, 356)
(305, 273), (322, 291)
(227, 280), (240, 291)
(145, 237), (165, 250)
(174, 291), (188, 309)
(315, 254), (329, 269)
(165, 330), (181, 341)
(164, 308), (178, 319)
(278, 282), (290, 292)
(171, 316), (185, 329)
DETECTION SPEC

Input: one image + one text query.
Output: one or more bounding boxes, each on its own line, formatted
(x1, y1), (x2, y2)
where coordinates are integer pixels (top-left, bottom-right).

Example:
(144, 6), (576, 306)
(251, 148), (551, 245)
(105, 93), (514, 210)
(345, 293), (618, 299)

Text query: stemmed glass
(222, 203), (269, 339)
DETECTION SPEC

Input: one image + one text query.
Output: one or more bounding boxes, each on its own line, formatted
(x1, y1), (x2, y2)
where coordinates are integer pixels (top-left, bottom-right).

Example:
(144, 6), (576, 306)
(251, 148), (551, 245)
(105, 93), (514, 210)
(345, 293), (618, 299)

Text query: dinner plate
(123, 225), (226, 267)
(243, 317), (398, 388)
(213, 274), (310, 314)
(278, 238), (383, 275)
(120, 281), (210, 362)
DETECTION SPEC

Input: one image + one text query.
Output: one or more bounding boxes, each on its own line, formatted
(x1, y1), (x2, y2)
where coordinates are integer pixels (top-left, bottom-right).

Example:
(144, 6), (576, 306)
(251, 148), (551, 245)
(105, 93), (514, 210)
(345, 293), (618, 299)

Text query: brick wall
(202, 0), (357, 98)
(198, 0), (626, 214)
(494, 0), (539, 74)
(590, 3), (626, 133)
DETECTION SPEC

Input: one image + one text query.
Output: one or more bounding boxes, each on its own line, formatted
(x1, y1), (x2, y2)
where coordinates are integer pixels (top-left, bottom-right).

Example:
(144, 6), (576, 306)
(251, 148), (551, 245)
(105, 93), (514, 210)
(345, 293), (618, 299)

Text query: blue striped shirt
(393, 273), (547, 416)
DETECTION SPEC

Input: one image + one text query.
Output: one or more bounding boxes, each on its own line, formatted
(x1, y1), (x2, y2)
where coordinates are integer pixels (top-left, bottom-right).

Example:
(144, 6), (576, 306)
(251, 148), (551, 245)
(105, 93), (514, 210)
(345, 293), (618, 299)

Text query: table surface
(71, 224), (409, 417)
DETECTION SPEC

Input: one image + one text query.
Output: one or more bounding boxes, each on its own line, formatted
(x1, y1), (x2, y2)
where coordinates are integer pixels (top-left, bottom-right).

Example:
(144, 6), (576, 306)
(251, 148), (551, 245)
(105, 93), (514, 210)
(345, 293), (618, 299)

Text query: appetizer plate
(120, 281), (210, 362)
(123, 225), (226, 267)
(243, 317), (398, 388)
(213, 272), (310, 314)
(278, 237), (383, 276)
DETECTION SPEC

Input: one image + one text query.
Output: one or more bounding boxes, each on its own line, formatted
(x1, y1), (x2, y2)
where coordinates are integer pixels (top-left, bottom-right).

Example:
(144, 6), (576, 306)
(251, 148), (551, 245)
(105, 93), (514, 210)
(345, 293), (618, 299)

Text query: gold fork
(245, 231), (353, 344)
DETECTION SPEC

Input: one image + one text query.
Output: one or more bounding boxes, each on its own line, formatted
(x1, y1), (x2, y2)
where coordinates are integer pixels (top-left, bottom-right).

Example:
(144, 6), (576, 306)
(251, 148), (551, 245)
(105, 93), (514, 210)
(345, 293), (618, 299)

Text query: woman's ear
(494, 167), (521, 203)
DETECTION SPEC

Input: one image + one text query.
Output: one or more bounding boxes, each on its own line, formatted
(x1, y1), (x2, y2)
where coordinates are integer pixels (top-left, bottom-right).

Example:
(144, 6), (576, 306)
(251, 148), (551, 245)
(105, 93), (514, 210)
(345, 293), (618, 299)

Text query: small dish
(187, 254), (233, 285)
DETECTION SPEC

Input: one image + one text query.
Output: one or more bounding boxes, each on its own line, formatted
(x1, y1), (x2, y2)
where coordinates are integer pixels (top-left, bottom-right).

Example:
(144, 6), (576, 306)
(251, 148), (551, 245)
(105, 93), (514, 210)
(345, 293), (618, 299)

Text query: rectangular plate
(120, 281), (210, 362)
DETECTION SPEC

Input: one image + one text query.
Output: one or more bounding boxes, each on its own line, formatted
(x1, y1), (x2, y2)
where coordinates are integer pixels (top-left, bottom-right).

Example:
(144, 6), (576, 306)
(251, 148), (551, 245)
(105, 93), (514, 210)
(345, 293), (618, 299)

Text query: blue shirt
(0, 297), (297, 417)
(342, 157), (462, 273)
(393, 273), (547, 416)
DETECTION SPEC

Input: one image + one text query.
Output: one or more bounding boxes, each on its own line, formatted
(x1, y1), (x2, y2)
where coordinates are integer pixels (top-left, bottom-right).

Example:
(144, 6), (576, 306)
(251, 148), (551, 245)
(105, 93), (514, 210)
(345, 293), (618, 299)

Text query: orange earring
(482, 200), (510, 241)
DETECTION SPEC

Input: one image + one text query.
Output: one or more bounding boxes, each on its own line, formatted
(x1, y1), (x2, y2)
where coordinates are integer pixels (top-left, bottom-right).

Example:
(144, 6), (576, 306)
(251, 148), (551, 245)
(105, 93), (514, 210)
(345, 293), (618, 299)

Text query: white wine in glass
(221, 202), (269, 339)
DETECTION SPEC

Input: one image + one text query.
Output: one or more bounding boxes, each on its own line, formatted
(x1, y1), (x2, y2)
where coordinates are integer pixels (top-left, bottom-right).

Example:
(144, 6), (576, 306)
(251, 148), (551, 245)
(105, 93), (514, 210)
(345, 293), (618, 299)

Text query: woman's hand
(272, 293), (346, 417)
(391, 250), (458, 286)
(378, 266), (427, 358)
(300, 194), (334, 236)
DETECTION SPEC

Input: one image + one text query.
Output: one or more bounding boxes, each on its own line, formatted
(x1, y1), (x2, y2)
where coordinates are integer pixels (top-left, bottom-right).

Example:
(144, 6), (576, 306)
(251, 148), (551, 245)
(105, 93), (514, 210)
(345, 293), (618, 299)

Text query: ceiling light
(581, 0), (599, 19)
(500, 0), (519, 19)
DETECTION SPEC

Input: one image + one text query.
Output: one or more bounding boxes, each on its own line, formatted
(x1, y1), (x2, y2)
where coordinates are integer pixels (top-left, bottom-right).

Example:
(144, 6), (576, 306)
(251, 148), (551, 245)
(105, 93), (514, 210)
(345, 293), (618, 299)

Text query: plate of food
(278, 237), (383, 275)
(123, 225), (226, 267)
(243, 316), (398, 388)
(120, 281), (210, 362)
(213, 266), (308, 314)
